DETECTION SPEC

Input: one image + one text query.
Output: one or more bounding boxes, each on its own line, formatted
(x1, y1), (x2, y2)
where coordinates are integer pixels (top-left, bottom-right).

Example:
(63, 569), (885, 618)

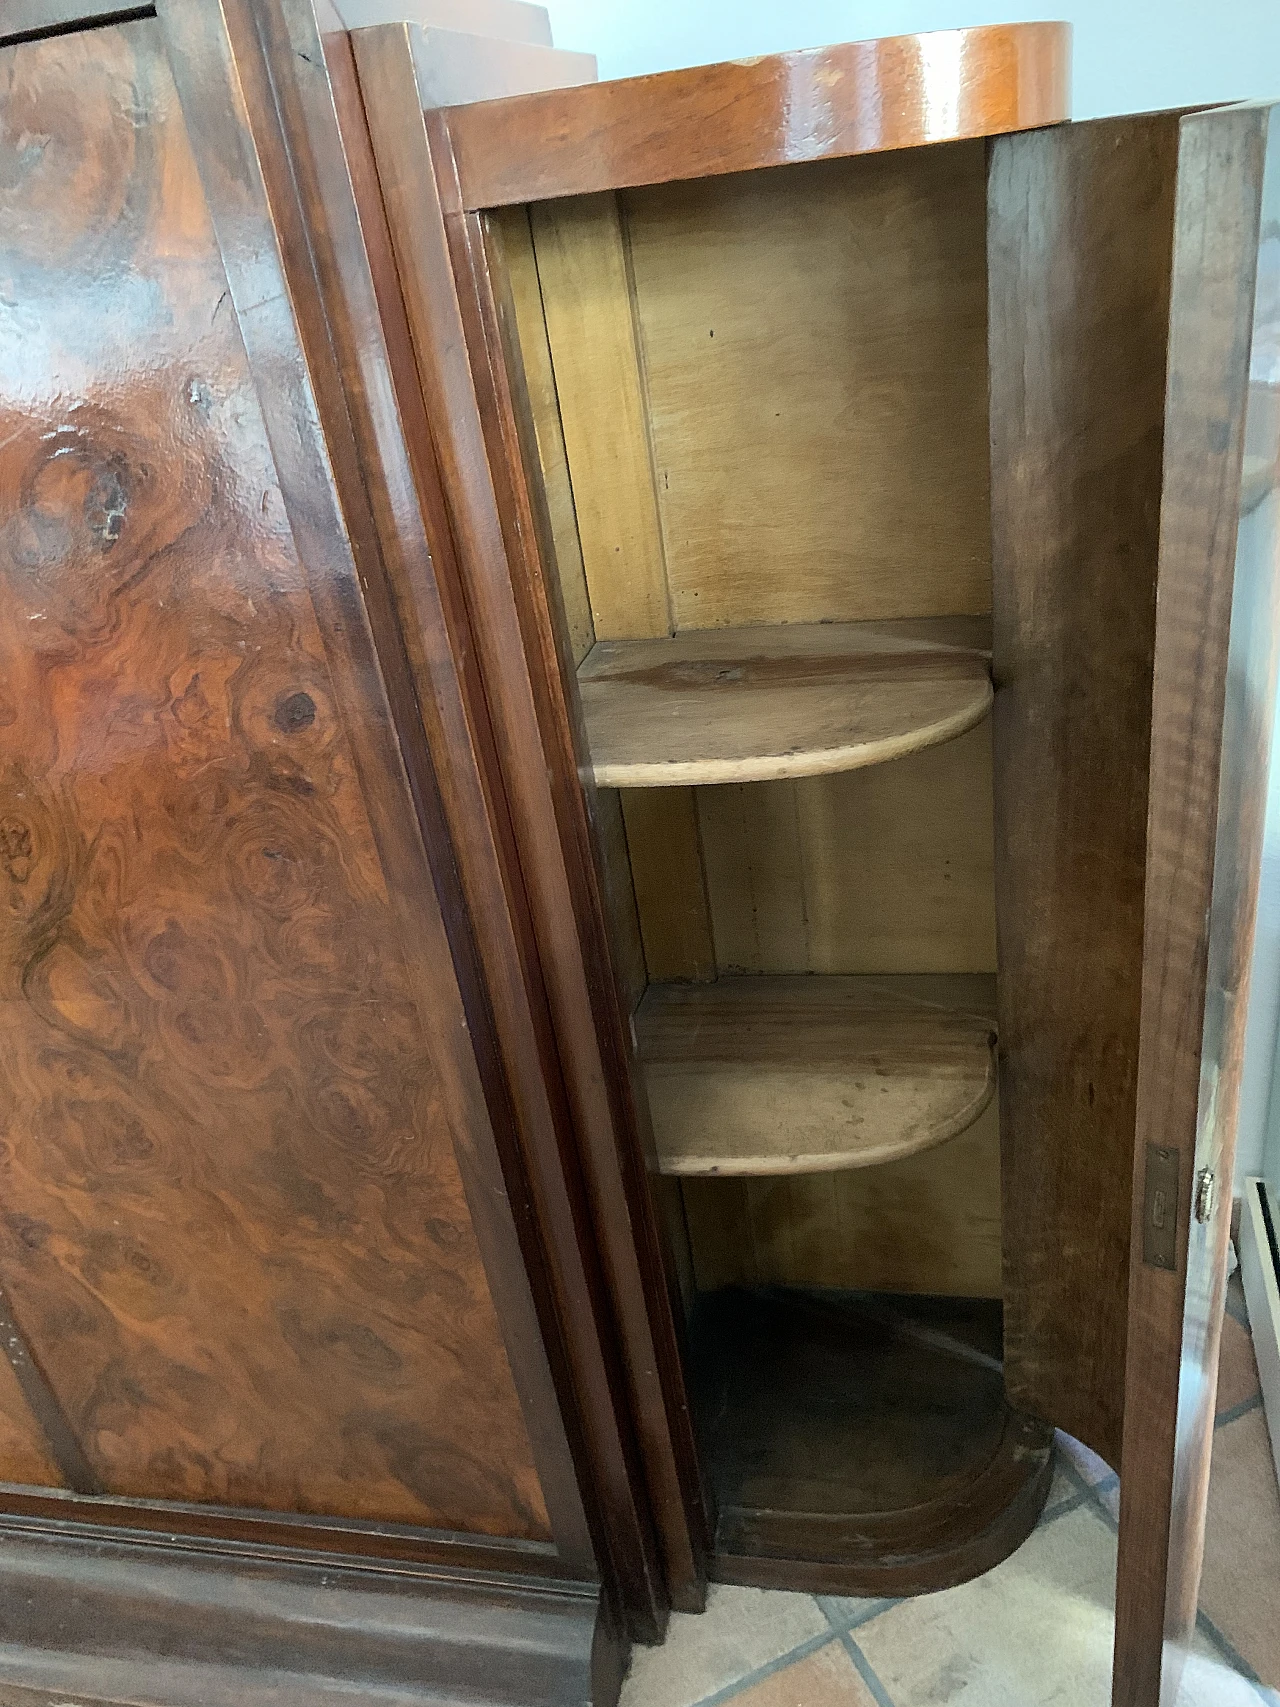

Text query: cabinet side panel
(0, 19), (547, 1537)
(989, 113), (1181, 1467)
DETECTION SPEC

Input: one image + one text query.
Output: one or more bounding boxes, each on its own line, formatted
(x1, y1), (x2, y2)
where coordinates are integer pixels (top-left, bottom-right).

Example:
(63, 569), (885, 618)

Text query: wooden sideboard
(0, 6), (1275, 1706)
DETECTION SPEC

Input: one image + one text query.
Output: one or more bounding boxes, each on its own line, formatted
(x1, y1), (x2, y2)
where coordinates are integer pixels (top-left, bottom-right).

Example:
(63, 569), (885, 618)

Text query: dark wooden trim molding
(0, 1482), (568, 1577)
(436, 21), (1071, 209)
(0, 1522), (621, 1707)
(351, 20), (712, 1622)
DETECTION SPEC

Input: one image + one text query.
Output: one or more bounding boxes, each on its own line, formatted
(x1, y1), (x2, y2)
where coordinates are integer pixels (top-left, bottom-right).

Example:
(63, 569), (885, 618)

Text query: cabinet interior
(491, 136), (1046, 1584)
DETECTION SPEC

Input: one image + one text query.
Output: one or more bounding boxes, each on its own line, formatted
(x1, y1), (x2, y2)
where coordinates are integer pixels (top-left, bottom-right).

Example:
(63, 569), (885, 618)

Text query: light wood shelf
(577, 616), (992, 788)
(636, 973), (997, 1177)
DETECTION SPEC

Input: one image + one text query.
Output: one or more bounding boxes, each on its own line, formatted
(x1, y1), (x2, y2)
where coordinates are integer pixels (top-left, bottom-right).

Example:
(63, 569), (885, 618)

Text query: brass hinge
(1194, 1168), (1217, 1225)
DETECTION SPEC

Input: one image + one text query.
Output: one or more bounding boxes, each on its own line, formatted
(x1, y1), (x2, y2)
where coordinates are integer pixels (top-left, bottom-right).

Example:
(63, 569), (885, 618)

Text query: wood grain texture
(493, 203), (595, 665)
(618, 788), (716, 985)
(1115, 103), (1279, 1707)
(579, 620), (992, 788)
(224, 0), (603, 1573)
(680, 1099), (1002, 1299)
(988, 111), (1181, 1473)
(623, 146), (992, 629)
(0, 1523), (616, 1707)
(0, 1355), (62, 1492)
(696, 724), (998, 977)
(529, 192), (671, 641)
(439, 22), (1071, 208)
(0, 17), (546, 1537)
(637, 975), (996, 1177)
(354, 22), (711, 1616)
(692, 1288), (1053, 1596)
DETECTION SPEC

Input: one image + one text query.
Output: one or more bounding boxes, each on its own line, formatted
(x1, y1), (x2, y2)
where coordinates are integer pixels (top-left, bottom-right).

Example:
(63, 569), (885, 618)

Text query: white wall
(542, 1), (1280, 118)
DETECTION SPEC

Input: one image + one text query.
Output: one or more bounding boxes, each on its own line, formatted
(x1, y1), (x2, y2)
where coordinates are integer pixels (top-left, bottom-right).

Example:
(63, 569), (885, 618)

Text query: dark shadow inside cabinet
(488, 135), (1056, 1595)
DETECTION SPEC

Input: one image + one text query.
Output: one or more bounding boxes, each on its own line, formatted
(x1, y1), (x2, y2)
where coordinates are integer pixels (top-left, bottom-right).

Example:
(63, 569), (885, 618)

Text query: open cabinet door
(991, 100), (1280, 1707)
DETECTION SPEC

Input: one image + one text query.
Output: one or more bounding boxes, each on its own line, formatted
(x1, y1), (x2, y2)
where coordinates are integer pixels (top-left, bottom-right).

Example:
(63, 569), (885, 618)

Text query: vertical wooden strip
(988, 112), (1181, 1470)
(494, 203), (595, 666)
(530, 192), (672, 640)
(619, 789), (716, 982)
(595, 787), (647, 1011)
(1116, 104), (1279, 1707)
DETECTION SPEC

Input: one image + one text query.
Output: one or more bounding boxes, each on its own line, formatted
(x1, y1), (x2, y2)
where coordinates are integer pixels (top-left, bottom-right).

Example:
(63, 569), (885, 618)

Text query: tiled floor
(624, 1267), (1280, 1707)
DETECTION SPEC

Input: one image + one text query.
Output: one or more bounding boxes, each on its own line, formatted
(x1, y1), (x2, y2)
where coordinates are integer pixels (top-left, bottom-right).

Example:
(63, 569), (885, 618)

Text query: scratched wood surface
(0, 19), (548, 1537)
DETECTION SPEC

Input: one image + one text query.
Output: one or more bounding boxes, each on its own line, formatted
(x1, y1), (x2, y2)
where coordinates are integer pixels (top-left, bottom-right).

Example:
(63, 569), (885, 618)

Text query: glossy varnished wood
(578, 620), (992, 788)
(434, 22), (1070, 209)
(350, 21), (711, 1621)
(1115, 103), (1280, 1707)
(0, 1521), (616, 1706)
(988, 112), (1180, 1472)
(637, 975), (997, 1177)
(0, 13), (550, 1536)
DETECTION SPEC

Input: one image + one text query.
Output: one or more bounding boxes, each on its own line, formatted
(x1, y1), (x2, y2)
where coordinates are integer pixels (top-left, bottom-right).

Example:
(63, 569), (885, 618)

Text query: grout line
(847, 1598), (902, 1633)
(1054, 1452), (1119, 1532)
(817, 1594), (900, 1635)
(841, 1632), (899, 1707)
(1216, 1392), (1264, 1431)
(683, 1630), (839, 1707)
(1040, 1485), (1090, 1524)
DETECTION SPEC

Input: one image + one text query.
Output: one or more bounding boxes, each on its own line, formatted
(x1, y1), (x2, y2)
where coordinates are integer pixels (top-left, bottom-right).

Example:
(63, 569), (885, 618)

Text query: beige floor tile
(1176, 1634), (1273, 1707)
(1216, 1312), (1263, 1419)
(1199, 1406), (1280, 1688)
(621, 1583), (829, 1707)
(729, 1641), (880, 1707)
(852, 1502), (1119, 1705)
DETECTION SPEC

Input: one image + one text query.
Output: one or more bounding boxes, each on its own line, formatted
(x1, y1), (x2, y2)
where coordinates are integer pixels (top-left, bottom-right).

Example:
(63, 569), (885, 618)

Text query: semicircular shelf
(636, 973), (997, 1177)
(577, 615), (992, 789)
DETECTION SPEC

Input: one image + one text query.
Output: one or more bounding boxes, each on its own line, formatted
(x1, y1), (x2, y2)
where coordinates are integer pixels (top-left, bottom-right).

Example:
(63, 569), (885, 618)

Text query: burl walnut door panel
(0, 16), (548, 1538)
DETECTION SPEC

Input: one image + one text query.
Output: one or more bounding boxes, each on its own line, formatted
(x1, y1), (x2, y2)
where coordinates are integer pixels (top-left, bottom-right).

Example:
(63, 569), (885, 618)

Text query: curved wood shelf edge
(579, 618), (994, 790)
(713, 1408), (1055, 1597)
(590, 680), (993, 789)
(637, 973), (999, 1179)
(439, 22), (1071, 210)
(648, 1051), (996, 1176)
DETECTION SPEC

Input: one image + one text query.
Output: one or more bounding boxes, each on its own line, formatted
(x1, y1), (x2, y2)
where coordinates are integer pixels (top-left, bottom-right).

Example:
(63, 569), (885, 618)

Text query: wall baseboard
(1239, 1176), (1280, 1492)
(0, 1522), (624, 1707)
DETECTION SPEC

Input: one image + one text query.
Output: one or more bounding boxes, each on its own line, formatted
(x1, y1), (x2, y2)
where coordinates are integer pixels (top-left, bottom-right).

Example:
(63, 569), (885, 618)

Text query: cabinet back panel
(0, 22), (547, 1538)
(682, 1100), (1001, 1299)
(624, 143), (991, 629)
(697, 725), (997, 977)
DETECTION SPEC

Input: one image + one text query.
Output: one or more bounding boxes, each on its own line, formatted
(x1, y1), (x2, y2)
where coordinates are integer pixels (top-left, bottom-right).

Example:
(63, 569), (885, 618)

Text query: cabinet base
(691, 1286), (1055, 1597)
(0, 1523), (622, 1707)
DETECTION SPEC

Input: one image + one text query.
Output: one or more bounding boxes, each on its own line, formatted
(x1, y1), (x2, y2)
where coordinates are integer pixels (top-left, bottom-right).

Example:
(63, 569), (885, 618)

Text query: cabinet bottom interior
(686, 1283), (1054, 1595)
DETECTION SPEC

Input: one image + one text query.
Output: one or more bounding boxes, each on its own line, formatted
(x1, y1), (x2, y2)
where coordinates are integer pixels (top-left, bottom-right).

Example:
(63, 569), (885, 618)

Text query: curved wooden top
(577, 617), (992, 788)
(439, 22), (1071, 210)
(637, 974), (998, 1177)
